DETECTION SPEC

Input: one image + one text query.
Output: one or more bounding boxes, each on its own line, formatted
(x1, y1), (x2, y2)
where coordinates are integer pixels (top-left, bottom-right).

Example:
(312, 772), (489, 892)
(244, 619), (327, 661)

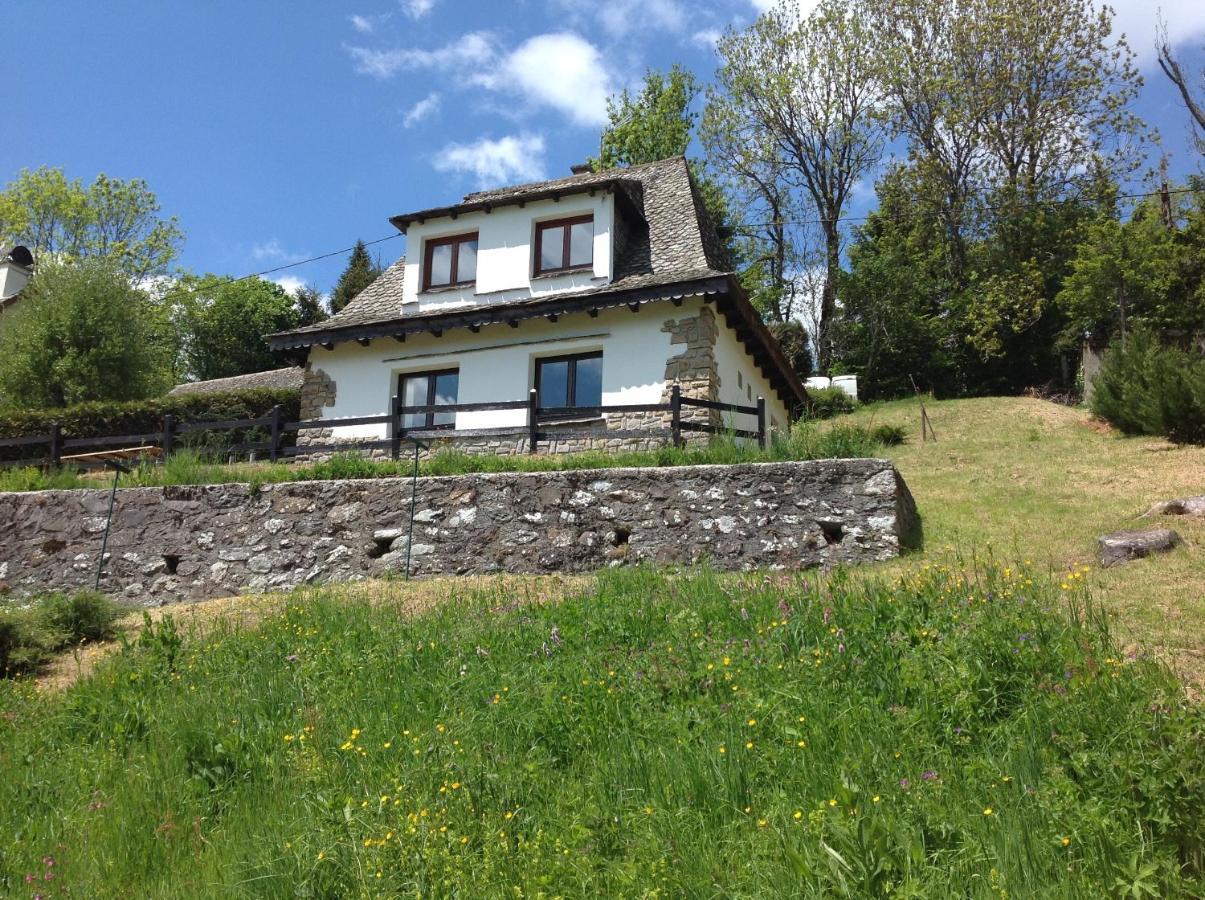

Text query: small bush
(1091, 327), (1205, 444)
(0, 591), (123, 677)
(806, 386), (860, 419)
(871, 423), (906, 446)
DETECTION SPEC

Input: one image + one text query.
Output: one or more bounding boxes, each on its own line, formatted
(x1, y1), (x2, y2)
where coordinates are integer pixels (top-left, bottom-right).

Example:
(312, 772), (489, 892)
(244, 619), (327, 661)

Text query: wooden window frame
(422, 232), (478, 292)
(533, 215), (594, 276)
(534, 350), (603, 410)
(398, 367), (459, 430)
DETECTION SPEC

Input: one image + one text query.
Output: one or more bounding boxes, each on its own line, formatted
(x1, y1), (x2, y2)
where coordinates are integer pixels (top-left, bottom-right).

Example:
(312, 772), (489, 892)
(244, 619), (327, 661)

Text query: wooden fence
(0, 385), (768, 468)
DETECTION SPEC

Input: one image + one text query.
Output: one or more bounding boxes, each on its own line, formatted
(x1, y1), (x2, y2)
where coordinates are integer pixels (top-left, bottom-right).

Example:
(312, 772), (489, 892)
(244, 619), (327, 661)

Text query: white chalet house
(269, 157), (806, 453)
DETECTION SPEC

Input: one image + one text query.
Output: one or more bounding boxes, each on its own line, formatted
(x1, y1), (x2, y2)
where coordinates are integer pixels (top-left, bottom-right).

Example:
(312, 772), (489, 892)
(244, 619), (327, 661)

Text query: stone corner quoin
(0, 459), (920, 603)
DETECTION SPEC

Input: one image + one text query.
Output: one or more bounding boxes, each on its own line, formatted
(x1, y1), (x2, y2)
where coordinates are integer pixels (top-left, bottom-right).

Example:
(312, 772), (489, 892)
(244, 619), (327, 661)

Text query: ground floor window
(535, 351), (602, 410)
(398, 368), (458, 429)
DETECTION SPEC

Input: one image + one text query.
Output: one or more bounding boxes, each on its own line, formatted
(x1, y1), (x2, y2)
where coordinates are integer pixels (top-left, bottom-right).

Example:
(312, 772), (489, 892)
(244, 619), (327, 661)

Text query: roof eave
(388, 179), (628, 231)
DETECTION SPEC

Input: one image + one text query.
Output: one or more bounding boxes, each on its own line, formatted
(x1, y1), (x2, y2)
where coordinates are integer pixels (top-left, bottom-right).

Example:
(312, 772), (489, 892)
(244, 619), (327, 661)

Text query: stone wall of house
(0, 459), (918, 604)
(297, 365), (338, 449)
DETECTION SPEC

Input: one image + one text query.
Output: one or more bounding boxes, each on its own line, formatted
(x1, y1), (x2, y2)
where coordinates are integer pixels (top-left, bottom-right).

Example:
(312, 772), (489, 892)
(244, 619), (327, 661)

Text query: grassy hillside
(844, 396), (1204, 688)
(2, 566), (1201, 897)
(1, 395), (1202, 896)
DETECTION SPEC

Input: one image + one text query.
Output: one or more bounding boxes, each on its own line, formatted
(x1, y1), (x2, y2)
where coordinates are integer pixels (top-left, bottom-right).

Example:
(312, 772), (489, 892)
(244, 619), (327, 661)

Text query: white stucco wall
(309, 298), (699, 440)
(0, 262), (30, 301)
(401, 193), (615, 314)
(712, 324), (792, 437)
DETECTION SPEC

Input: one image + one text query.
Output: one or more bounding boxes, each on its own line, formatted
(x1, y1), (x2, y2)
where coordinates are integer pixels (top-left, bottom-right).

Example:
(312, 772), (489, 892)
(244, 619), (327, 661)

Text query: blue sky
(5, 0), (1204, 298)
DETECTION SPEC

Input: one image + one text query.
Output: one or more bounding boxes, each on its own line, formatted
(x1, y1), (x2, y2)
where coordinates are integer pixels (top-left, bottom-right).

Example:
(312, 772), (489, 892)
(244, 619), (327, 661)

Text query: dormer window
(423, 232), (478, 291)
(535, 215), (593, 275)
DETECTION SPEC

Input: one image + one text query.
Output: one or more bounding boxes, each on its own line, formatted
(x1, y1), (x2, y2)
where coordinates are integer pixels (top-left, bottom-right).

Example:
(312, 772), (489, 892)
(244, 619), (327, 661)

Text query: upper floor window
(535, 215), (593, 275)
(423, 232), (477, 291)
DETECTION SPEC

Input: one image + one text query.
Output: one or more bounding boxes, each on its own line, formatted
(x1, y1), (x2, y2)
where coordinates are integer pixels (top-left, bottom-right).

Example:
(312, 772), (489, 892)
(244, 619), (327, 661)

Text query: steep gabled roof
(273, 156), (728, 339)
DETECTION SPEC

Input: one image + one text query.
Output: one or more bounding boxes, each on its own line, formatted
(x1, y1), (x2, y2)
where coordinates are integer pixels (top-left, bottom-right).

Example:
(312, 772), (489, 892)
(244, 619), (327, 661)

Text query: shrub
(871, 423), (907, 446)
(1091, 328), (1205, 444)
(806, 385), (859, 419)
(0, 387), (301, 462)
(0, 591), (123, 677)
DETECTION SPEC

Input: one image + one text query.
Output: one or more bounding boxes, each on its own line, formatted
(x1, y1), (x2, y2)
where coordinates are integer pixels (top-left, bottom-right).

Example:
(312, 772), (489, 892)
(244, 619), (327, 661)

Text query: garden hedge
(0, 388), (301, 462)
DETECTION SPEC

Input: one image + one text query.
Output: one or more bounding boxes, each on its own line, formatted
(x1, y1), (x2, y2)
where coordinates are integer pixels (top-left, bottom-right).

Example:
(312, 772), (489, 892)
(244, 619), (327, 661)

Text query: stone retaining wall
(0, 460), (919, 604)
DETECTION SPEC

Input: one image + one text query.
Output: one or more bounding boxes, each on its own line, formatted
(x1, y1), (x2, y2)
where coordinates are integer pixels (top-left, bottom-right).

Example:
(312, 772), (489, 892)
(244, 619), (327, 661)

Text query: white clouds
(402, 0), (435, 19)
(485, 33), (613, 127)
(403, 92), (441, 127)
(271, 275), (309, 296)
(433, 133), (547, 187)
(347, 30), (612, 127)
(349, 14), (375, 34)
(1108, 0), (1205, 63)
(346, 31), (495, 79)
(251, 240), (302, 262)
(692, 28), (722, 49)
(552, 0), (687, 38)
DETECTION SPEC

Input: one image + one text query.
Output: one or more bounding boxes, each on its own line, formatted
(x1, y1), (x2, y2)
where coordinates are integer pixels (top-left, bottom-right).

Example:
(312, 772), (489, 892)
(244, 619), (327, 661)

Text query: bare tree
(1157, 19), (1205, 153)
(708, 0), (886, 370)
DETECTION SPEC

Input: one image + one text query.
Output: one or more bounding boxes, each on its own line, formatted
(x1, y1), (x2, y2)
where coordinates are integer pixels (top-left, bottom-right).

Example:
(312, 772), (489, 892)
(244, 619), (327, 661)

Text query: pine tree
(293, 284), (328, 327)
(329, 240), (382, 313)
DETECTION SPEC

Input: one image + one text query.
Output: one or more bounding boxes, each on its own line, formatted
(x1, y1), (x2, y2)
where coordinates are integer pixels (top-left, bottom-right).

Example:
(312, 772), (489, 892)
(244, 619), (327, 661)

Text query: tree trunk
(818, 223), (840, 371)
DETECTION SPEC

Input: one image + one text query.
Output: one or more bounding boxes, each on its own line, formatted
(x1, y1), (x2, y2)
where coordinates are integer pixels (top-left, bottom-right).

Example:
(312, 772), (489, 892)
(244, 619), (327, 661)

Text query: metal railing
(0, 385), (768, 467)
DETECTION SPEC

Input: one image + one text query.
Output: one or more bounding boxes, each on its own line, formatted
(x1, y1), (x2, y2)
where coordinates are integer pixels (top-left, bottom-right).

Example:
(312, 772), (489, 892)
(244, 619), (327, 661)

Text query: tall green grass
(0, 562), (1199, 896)
(0, 420), (892, 493)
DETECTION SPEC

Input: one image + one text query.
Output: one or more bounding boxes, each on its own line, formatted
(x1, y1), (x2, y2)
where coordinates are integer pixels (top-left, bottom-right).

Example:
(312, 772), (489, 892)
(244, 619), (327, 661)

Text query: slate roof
(272, 157), (729, 339)
(167, 367), (305, 397)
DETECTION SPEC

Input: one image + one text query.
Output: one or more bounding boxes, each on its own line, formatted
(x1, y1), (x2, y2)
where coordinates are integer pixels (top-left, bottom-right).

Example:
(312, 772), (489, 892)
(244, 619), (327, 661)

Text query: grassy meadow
(1, 395), (1203, 896)
(2, 564), (1202, 897)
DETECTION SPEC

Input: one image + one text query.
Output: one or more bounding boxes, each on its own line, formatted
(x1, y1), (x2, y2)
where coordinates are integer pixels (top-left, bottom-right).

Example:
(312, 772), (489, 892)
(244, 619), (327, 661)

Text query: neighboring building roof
(167, 367), (305, 397)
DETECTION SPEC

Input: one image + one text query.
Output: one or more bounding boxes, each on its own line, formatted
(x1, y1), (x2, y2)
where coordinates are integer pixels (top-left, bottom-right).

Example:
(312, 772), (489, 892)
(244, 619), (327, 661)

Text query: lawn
(842, 396), (1204, 689)
(2, 565), (1201, 897)
(1, 395), (1203, 897)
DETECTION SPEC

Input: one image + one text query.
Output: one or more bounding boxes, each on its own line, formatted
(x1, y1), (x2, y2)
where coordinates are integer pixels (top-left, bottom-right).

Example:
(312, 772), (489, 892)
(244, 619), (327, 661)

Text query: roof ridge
(462, 156), (686, 202)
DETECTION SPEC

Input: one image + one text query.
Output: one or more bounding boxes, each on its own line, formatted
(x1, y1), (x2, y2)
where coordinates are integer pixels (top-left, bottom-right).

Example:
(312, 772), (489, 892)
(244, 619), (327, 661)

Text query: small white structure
(270, 158), (807, 453)
(804, 375), (858, 401)
(0, 246), (33, 311)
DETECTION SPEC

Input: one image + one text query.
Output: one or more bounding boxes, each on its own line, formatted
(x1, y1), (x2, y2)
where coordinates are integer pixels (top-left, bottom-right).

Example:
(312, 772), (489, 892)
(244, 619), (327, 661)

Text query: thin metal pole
(95, 466), (121, 590)
(405, 440), (419, 580)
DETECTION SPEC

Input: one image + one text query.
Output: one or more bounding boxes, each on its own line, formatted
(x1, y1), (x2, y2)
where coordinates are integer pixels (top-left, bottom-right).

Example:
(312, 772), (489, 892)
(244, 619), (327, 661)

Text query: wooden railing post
(527, 389), (539, 454)
(670, 383), (682, 448)
(49, 422), (62, 468)
(268, 405), (282, 462)
(390, 394), (403, 460)
(161, 413), (176, 459)
(756, 396), (767, 450)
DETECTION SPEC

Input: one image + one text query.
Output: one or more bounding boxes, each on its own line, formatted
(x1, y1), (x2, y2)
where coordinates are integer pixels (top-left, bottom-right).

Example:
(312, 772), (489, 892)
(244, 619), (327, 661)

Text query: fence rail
(0, 385), (768, 469)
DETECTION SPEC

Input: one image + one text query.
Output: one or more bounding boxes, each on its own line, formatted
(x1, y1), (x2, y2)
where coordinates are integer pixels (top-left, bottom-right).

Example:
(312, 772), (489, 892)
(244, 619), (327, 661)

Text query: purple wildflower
(922, 770), (938, 781)
(899, 778), (910, 790)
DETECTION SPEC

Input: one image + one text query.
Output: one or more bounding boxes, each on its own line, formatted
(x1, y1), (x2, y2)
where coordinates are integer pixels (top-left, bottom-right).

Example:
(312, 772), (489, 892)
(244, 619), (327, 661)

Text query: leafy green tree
(0, 167), (183, 280)
(329, 241), (382, 313)
(177, 276), (300, 381)
(293, 284), (329, 327)
(0, 260), (174, 407)
(592, 65), (734, 266)
(1057, 182), (1205, 347)
(593, 65), (700, 170)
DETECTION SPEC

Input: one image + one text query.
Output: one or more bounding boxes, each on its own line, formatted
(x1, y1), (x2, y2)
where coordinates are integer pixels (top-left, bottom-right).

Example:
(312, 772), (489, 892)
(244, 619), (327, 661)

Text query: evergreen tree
(329, 240), (382, 313)
(293, 284), (329, 327)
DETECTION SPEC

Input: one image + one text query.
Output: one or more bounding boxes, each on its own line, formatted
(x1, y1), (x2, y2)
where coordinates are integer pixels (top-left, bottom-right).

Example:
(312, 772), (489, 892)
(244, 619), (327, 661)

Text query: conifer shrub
(1091, 328), (1205, 444)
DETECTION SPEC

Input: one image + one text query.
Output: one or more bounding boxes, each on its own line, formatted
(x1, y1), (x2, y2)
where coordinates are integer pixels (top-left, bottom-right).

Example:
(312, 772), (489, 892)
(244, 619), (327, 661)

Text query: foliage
(0, 564), (1199, 894)
(329, 240), (383, 314)
(292, 284), (329, 327)
(0, 259), (175, 407)
(806, 386), (860, 419)
(0, 166), (183, 280)
(0, 387), (300, 463)
(1057, 184), (1205, 347)
(175, 275), (301, 381)
(767, 320), (814, 382)
(0, 590), (121, 677)
(1090, 327), (1205, 444)
(592, 66), (735, 267)
(707, 0), (885, 369)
